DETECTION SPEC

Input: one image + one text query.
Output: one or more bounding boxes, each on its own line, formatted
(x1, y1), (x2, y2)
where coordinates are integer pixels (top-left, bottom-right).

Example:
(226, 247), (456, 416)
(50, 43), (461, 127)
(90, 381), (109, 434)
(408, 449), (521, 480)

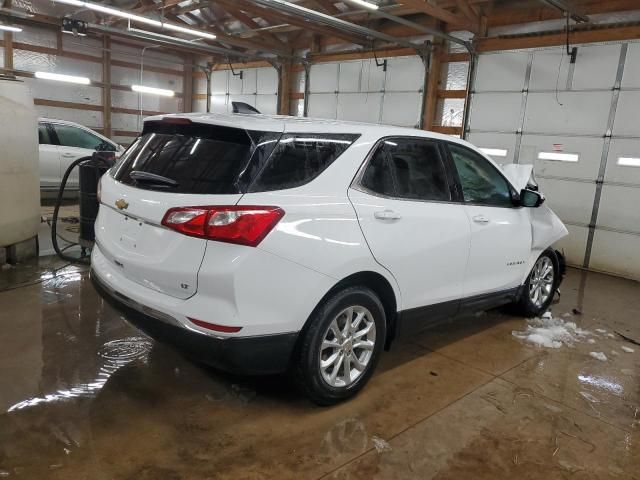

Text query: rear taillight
(161, 206), (284, 247)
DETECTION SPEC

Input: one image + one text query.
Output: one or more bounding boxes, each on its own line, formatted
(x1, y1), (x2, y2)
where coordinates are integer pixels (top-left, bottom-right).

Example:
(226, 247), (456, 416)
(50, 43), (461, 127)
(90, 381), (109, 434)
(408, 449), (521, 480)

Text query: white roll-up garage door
(467, 42), (640, 280)
(307, 56), (425, 128)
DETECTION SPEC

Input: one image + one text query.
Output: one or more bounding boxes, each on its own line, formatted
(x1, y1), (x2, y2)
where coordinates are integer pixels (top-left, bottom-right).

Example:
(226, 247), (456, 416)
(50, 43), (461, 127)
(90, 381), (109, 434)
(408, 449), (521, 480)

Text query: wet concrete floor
(0, 258), (638, 479)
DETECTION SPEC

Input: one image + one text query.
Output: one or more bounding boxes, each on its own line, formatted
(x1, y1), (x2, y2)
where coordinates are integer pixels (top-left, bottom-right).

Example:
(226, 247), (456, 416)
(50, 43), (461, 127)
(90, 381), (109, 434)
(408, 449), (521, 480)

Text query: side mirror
(520, 188), (545, 208)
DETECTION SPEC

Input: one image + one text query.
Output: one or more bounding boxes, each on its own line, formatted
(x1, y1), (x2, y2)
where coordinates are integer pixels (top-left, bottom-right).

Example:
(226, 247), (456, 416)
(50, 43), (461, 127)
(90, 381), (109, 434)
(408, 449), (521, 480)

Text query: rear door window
(359, 137), (450, 202)
(53, 124), (105, 150)
(38, 123), (54, 145)
(111, 122), (281, 194)
(248, 134), (359, 192)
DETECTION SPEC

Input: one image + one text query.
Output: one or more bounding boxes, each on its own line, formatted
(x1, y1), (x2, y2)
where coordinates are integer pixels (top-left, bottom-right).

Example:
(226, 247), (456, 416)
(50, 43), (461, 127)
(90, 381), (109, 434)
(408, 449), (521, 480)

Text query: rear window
(111, 122), (281, 194)
(111, 122), (359, 194)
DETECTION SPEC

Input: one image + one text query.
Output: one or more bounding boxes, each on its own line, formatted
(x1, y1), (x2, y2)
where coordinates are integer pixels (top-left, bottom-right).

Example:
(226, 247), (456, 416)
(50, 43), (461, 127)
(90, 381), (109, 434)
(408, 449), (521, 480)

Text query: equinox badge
(115, 199), (129, 210)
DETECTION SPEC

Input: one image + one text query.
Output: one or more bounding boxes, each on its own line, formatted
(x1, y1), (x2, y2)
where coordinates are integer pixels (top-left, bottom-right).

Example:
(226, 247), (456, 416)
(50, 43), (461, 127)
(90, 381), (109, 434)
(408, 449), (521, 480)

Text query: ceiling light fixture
(34, 71), (91, 84)
(0, 24), (22, 32)
(51, 0), (216, 40)
(538, 152), (579, 162)
(344, 0), (379, 10)
(132, 84), (175, 97)
(618, 157), (640, 167)
(480, 148), (508, 157)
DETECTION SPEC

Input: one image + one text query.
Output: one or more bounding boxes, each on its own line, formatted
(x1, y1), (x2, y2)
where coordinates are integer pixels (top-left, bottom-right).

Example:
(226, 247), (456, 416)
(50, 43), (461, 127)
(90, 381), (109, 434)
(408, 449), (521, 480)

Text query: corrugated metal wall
(467, 41), (640, 281)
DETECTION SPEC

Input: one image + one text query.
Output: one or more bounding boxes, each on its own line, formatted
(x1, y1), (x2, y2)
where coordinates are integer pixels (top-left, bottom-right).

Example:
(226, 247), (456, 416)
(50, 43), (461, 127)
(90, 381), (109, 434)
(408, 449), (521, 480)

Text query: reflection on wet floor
(0, 259), (638, 479)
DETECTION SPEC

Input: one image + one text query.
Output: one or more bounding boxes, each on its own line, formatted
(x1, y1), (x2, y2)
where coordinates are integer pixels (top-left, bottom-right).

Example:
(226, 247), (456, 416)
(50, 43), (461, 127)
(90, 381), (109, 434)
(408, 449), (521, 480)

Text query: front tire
(515, 249), (559, 317)
(293, 286), (386, 405)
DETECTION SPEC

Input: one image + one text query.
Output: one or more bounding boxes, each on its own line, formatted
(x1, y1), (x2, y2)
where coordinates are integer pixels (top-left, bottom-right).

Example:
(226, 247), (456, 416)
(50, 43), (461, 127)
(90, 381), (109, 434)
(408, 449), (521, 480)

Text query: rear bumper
(91, 269), (298, 375)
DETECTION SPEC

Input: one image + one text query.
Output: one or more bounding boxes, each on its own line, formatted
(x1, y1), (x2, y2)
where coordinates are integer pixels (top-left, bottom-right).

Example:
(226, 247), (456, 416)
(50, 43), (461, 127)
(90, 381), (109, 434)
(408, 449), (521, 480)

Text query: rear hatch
(95, 118), (283, 299)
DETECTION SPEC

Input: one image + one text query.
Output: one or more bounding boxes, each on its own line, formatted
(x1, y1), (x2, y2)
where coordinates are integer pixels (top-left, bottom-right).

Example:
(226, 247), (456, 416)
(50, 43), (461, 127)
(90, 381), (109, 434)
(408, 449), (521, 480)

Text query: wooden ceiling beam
(217, 4), (288, 47)
(455, 0), (480, 23)
(396, 0), (474, 31)
(307, 0), (341, 15)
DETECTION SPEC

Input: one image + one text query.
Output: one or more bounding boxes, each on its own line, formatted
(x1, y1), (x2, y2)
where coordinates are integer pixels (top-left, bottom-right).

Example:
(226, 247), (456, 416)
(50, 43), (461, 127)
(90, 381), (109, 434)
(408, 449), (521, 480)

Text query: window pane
(54, 124), (104, 150)
(38, 124), (53, 145)
(111, 123), (280, 194)
(385, 138), (450, 202)
(361, 146), (395, 197)
(250, 133), (359, 192)
(449, 143), (513, 207)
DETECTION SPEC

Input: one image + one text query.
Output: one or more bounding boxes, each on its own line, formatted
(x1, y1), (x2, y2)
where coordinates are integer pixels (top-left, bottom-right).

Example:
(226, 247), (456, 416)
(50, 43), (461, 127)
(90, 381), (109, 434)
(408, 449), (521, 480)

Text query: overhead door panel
(337, 93), (382, 123)
(605, 139), (640, 184)
(590, 230), (640, 280)
(474, 52), (529, 92)
(381, 92), (421, 128)
(535, 178), (596, 226)
(612, 91), (640, 137)
(571, 44), (621, 90)
(469, 92), (522, 131)
(467, 132), (518, 164)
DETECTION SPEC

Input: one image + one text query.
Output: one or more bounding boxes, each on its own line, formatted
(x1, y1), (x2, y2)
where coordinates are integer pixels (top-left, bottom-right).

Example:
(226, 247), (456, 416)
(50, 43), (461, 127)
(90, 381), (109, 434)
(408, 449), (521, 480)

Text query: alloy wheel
(319, 306), (376, 388)
(528, 256), (555, 307)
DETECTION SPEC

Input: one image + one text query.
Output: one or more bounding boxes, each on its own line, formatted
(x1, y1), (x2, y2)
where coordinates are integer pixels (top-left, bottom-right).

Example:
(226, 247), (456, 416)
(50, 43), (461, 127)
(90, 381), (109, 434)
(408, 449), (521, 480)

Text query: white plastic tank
(0, 77), (40, 248)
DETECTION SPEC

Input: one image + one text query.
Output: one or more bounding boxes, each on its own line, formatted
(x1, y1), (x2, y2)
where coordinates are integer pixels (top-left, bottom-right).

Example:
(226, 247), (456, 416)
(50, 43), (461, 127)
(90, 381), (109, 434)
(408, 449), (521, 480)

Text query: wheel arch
(299, 271), (400, 352)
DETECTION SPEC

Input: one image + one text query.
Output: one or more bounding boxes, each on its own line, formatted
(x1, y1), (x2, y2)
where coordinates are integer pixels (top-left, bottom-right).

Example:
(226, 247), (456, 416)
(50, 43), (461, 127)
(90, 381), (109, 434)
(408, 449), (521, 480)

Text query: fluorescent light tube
(132, 85), (175, 97)
(345, 0), (379, 10)
(0, 25), (22, 32)
(538, 152), (579, 162)
(618, 157), (640, 167)
(480, 148), (508, 157)
(35, 71), (90, 84)
(51, 0), (216, 39)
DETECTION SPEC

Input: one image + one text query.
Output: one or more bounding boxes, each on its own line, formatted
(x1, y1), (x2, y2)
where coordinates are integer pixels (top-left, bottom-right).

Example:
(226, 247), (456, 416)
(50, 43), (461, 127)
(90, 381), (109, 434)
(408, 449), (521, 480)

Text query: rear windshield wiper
(129, 170), (178, 187)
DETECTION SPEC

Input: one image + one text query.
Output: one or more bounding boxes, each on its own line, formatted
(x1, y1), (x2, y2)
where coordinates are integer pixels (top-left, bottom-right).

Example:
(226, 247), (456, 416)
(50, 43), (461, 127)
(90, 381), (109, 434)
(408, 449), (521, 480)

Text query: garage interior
(0, 0), (639, 477)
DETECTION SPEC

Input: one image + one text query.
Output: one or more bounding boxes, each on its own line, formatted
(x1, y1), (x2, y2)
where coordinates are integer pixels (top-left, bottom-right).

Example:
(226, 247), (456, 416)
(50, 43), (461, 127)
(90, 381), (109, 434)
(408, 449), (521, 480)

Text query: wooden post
(278, 60), (292, 116)
(102, 35), (112, 139)
(182, 54), (194, 113)
(422, 41), (443, 131)
(3, 0), (13, 70)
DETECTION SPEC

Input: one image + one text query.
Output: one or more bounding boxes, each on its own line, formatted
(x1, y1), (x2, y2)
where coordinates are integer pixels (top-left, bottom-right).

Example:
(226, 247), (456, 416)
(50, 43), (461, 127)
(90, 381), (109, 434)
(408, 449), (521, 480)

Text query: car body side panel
(522, 205), (570, 281)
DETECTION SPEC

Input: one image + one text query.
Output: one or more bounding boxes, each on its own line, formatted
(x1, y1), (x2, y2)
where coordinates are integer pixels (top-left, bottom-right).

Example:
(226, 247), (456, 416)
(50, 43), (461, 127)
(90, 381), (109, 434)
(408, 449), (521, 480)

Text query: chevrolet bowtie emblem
(115, 199), (129, 210)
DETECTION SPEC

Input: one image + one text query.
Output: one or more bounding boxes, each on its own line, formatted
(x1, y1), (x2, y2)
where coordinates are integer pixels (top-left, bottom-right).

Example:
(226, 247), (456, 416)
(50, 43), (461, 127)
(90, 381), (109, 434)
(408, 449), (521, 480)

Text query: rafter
(218, 4), (288, 47)
(455, 0), (479, 23)
(134, 0), (184, 14)
(396, 0), (474, 30)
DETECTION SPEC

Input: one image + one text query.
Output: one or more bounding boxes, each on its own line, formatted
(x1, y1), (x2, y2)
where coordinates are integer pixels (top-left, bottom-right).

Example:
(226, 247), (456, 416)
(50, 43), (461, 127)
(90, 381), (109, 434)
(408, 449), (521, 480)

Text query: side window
(38, 123), (53, 145)
(448, 143), (513, 207)
(53, 124), (105, 150)
(249, 133), (359, 192)
(360, 137), (450, 202)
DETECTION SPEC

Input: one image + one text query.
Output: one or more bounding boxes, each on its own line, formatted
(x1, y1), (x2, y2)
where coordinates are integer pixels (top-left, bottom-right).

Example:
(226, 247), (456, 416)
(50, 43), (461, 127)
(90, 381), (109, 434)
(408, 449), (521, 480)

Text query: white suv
(91, 113), (568, 404)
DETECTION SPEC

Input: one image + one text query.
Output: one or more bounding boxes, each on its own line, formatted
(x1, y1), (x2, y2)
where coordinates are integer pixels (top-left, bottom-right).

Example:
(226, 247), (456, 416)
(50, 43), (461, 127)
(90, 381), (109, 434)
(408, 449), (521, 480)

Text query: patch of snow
(589, 352), (607, 362)
(371, 436), (392, 453)
(587, 338), (596, 344)
(606, 333), (615, 338)
(595, 328), (607, 334)
(512, 315), (592, 349)
(621, 346), (635, 354)
(542, 311), (552, 319)
(561, 312), (572, 318)
(611, 350), (620, 356)
(580, 391), (600, 403)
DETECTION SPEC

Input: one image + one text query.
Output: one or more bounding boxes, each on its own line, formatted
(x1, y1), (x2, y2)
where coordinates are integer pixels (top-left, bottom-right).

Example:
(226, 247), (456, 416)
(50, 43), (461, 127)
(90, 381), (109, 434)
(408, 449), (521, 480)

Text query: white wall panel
(111, 89), (180, 113)
(194, 75), (208, 95)
(256, 95), (277, 115)
(529, 48), (571, 91)
(467, 132), (518, 164)
(468, 92), (522, 131)
(572, 44), (621, 90)
(596, 185), (640, 232)
(336, 93), (381, 123)
(621, 43), (640, 88)
(475, 52), (529, 92)
(257, 68), (278, 94)
(385, 57), (423, 91)
(14, 50), (102, 81)
(605, 139), (640, 184)
(310, 63), (339, 93)
(35, 106), (102, 129)
(553, 224), (588, 267)
(535, 177), (596, 225)
(381, 92), (421, 128)
(519, 135), (604, 180)
(612, 91), (640, 137)
(589, 230), (640, 281)
(13, 27), (57, 48)
(308, 93), (337, 119)
(524, 91), (612, 135)
(241, 68), (257, 94)
(338, 62), (362, 93)
(111, 113), (141, 133)
(212, 70), (228, 94)
(193, 98), (207, 113)
(61, 36), (102, 56)
(211, 95), (229, 113)
(228, 71), (243, 94)
(111, 66), (181, 92)
(110, 44), (183, 71)
(24, 78), (101, 106)
(360, 59), (386, 91)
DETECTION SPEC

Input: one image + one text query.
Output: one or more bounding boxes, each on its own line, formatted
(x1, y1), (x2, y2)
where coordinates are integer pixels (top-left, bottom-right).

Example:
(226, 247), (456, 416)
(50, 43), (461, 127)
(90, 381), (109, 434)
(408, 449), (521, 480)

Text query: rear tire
(293, 286), (386, 405)
(514, 249), (559, 317)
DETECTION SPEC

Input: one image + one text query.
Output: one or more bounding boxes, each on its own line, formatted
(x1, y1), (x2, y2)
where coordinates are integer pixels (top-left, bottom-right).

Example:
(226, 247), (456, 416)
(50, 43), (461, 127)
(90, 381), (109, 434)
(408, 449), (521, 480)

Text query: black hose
(51, 156), (93, 264)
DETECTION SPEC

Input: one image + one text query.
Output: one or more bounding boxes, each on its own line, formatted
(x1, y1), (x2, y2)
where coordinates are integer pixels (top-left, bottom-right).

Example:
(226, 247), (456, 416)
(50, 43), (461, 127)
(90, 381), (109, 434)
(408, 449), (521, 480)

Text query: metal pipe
(247, 0), (421, 50)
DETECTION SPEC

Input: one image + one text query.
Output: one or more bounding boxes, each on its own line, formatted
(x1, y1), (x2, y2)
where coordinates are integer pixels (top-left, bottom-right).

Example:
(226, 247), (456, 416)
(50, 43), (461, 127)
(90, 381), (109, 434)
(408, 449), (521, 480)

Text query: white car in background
(38, 118), (125, 191)
(91, 113), (568, 405)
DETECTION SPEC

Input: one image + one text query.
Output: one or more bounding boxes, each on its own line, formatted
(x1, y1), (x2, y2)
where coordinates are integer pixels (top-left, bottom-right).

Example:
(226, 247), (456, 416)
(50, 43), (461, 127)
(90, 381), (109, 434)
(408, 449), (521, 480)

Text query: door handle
(472, 214), (490, 224)
(374, 210), (401, 221)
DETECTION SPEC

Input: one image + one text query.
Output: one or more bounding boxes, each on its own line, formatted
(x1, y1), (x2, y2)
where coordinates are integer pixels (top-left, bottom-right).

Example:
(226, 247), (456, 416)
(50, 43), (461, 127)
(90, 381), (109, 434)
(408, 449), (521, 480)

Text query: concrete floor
(0, 260), (638, 479)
